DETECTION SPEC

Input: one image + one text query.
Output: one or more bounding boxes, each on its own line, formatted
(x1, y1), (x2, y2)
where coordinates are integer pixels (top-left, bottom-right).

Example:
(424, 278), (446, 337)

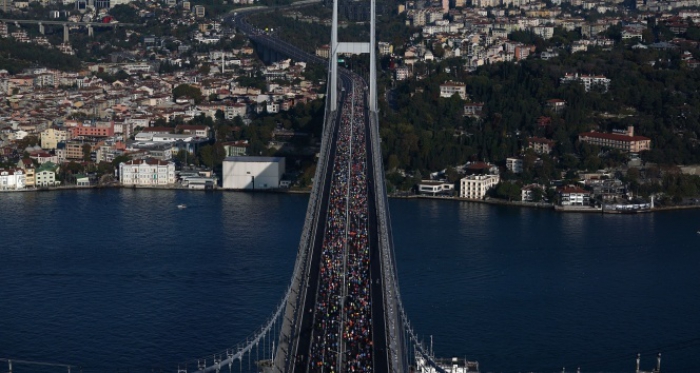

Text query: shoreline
(3, 184), (700, 214)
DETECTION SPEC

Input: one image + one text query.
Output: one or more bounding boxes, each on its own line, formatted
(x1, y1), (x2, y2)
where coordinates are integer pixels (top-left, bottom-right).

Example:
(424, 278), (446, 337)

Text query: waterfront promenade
(5, 183), (700, 214)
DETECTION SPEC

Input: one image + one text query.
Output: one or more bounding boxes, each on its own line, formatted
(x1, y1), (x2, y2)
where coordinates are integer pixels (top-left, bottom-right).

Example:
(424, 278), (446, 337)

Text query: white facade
(417, 180), (454, 195)
(560, 187), (590, 206)
(35, 170), (58, 187)
(0, 169), (26, 190)
(459, 174), (500, 199)
(119, 159), (176, 186)
(561, 73), (611, 92)
(222, 156), (285, 190)
(439, 81), (467, 99)
(506, 157), (523, 173)
(521, 183), (544, 202)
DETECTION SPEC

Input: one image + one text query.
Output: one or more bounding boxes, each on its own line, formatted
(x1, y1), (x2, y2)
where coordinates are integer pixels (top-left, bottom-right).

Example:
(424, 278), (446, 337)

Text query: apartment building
(460, 174), (500, 199)
(40, 127), (69, 150)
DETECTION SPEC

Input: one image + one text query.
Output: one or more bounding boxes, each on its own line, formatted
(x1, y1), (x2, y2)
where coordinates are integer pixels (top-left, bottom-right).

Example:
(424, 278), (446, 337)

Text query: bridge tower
(328, 0), (378, 113)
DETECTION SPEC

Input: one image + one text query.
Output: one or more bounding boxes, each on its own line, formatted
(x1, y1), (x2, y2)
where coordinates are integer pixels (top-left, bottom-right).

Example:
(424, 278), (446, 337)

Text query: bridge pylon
(328, 0), (377, 114)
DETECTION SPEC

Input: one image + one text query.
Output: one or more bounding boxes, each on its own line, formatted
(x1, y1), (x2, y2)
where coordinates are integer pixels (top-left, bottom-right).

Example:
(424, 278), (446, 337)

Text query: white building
(559, 186), (590, 206)
(119, 159), (176, 186)
(417, 180), (454, 196)
(521, 183), (544, 202)
(506, 157), (523, 173)
(222, 156), (285, 190)
(439, 81), (467, 99)
(560, 73), (611, 92)
(460, 174), (500, 199)
(0, 169), (26, 190)
(35, 163), (59, 187)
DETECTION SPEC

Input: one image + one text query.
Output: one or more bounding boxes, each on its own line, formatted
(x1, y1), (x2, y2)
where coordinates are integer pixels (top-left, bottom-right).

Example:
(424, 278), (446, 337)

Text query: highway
(0, 18), (140, 27)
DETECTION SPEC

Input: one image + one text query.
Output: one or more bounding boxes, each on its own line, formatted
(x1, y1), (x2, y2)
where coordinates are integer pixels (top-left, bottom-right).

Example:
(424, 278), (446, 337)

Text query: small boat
(177, 204), (187, 209)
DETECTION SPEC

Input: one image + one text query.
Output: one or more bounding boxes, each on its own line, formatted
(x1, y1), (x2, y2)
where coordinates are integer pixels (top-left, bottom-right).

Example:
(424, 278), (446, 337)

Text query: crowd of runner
(308, 77), (374, 373)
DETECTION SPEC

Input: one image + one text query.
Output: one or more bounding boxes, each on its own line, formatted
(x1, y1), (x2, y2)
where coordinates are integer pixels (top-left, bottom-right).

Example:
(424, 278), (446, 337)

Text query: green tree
(531, 187), (544, 202)
(112, 155), (131, 168)
(82, 144), (92, 162)
(175, 150), (190, 165)
(495, 181), (522, 201)
(172, 84), (203, 104)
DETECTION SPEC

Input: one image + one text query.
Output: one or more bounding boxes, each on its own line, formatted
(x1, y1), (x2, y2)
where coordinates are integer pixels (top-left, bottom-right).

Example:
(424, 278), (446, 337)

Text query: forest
(380, 42), (700, 187)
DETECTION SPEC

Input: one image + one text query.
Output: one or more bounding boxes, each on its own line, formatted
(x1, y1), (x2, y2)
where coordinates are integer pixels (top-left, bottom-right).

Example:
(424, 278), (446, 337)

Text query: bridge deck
(286, 76), (389, 373)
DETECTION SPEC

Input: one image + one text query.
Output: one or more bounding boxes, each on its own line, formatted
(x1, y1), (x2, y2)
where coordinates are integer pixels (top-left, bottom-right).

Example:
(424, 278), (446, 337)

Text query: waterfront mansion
(119, 159), (176, 186)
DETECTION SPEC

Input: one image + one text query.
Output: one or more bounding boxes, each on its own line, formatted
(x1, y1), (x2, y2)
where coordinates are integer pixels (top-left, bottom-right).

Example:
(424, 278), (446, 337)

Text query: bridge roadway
(229, 10), (396, 373)
(289, 77), (390, 373)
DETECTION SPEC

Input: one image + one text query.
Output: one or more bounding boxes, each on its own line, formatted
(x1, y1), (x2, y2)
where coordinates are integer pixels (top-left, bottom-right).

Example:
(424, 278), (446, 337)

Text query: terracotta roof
(528, 136), (555, 145)
(579, 132), (650, 142)
(466, 162), (492, 170)
(560, 186), (588, 194)
(123, 158), (172, 166)
(176, 124), (207, 130)
(141, 127), (174, 133)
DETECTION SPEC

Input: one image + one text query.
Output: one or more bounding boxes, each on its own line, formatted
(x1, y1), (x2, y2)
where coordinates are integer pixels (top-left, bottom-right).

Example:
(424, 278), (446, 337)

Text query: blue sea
(1, 190), (699, 372)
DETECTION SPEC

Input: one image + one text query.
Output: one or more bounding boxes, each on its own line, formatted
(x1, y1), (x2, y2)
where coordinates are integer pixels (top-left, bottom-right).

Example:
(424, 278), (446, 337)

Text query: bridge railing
(191, 292), (289, 373)
(360, 82), (405, 373)
(365, 84), (449, 373)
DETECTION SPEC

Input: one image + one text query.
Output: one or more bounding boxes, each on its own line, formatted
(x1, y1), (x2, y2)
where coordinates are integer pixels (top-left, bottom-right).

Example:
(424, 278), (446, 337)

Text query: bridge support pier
(38, 22), (44, 35)
(63, 24), (69, 43)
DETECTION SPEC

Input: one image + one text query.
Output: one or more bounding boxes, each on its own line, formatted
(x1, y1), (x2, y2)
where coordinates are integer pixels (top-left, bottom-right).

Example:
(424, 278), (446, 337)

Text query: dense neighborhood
(1, 0), (700, 212)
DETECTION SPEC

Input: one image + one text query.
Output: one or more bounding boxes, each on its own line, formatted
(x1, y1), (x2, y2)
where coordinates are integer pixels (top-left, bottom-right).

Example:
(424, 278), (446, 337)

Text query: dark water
(1, 190), (699, 373)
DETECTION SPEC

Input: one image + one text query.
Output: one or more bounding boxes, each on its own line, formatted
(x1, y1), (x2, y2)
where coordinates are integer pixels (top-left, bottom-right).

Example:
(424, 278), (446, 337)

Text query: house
(506, 157), (523, 174)
(75, 174), (90, 187)
(559, 185), (590, 206)
(24, 167), (35, 188)
(459, 174), (500, 199)
(315, 45), (330, 59)
(395, 66), (411, 81)
(35, 162), (60, 187)
(527, 137), (555, 154)
(30, 151), (58, 165)
(225, 103), (248, 119)
(0, 169), (25, 190)
(546, 99), (566, 113)
(579, 126), (651, 153)
(521, 183), (545, 202)
(464, 103), (484, 117)
(439, 81), (467, 99)
(417, 180), (454, 196)
(222, 140), (249, 157)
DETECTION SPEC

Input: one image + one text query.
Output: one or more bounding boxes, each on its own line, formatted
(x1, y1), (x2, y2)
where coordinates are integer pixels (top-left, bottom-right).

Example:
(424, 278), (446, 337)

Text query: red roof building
(579, 126), (650, 153)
